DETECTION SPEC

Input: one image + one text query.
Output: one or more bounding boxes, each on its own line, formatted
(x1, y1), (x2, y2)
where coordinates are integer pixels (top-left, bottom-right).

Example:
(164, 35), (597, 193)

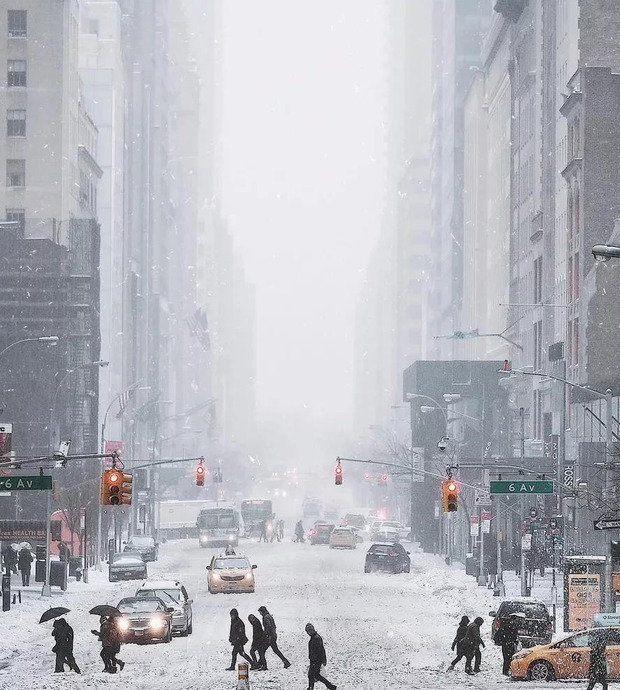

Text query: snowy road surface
(0, 539), (567, 689)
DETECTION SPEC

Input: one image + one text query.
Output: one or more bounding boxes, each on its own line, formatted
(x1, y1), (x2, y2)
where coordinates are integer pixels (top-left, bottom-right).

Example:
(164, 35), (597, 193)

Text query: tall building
(0, 1), (102, 520)
(428, 0), (492, 360)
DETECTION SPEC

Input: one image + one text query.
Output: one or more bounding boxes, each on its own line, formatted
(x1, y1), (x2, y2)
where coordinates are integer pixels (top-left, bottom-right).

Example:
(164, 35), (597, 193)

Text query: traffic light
(442, 478), (458, 512)
(364, 472), (372, 481)
(335, 463), (343, 485)
(100, 469), (123, 505)
(119, 472), (133, 505)
(378, 473), (388, 485)
(196, 463), (205, 486)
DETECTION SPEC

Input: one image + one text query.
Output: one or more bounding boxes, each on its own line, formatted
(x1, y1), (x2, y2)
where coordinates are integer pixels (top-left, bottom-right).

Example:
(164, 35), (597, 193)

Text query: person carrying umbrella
(51, 618), (80, 673)
(92, 616), (124, 673)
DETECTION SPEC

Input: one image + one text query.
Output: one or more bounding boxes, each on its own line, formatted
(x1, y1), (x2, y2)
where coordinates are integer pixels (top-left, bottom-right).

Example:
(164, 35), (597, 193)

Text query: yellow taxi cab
(329, 527), (357, 549)
(206, 553), (257, 594)
(510, 627), (620, 681)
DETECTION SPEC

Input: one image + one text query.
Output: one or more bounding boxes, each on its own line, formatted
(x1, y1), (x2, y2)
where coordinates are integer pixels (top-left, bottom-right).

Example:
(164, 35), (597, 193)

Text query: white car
(371, 528), (400, 544)
(377, 521), (410, 541)
(329, 527), (357, 549)
(135, 580), (193, 636)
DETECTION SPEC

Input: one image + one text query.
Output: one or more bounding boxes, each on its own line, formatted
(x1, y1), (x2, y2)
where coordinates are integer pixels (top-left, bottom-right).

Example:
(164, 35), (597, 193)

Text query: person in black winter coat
(226, 608), (254, 671)
(17, 546), (33, 586)
(51, 618), (81, 674)
(462, 617), (485, 675)
(447, 616), (469, 670)
(248, 614), (269, 670)
(258, 606), (291, 668)
(587, 635), (609, 690)
(91, 616), (125, 673)
(305, 623), (337, 690)
(496, 614), (521, 675)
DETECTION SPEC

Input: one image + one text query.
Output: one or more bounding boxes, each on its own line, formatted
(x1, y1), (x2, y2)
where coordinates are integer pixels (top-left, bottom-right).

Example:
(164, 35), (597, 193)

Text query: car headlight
(513, 649), (533, 660)
(211, 572), (221, 580)
(228, 535), (235, 542)
(200, 536), (208, 543)
(149, 617), (166, 630)
(116, 618), (129, 632)
(244, 573), (253, 580)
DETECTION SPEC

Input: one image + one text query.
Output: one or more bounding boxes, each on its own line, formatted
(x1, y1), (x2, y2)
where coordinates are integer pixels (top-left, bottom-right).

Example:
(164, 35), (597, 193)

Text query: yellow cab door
(553, 631), (591, 679)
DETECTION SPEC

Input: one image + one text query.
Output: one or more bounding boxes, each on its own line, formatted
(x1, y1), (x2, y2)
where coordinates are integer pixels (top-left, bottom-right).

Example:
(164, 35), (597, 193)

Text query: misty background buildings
(1, 0), (620, 574)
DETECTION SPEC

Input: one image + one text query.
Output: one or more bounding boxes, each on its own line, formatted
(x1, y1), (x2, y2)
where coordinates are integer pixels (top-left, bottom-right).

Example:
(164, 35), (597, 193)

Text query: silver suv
(135, 580), (193, 636)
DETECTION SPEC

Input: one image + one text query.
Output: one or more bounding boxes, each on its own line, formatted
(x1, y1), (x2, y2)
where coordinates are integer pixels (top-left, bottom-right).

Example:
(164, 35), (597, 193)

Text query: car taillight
(494, 619), (501, 630)
(310, 529), (316, 536)
(388, 551), (396, 557)
(546, 621), (552, 633)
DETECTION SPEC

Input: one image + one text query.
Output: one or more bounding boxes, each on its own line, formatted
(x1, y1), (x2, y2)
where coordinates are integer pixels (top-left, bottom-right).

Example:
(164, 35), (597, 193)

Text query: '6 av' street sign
(0, 475), (52, 491)
(489, 480), (554, 495)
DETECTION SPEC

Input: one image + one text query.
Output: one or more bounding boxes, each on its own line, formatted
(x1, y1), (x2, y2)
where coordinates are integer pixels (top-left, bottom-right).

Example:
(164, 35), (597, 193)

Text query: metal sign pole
(41, 489), (52, 597)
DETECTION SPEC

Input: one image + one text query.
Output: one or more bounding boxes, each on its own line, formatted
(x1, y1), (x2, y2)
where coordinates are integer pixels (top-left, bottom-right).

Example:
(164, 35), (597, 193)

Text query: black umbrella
(89, 604), (121, 617)
(39, 607), (70, 624)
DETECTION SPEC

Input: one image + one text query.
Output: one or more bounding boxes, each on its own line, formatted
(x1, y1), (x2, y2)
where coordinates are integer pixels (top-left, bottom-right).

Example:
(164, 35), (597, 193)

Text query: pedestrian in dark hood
(51, 618), (80, 674)
(305, 623), (337, 690)
(248, 614), (268, 670)
(462, 617), (485, 675)
(226, 608), (254, 671)
(447, 615), (470, 671)
(496, 613), (522, 676)
(587, 633), (609, 690)
(259, 606), (291, 668)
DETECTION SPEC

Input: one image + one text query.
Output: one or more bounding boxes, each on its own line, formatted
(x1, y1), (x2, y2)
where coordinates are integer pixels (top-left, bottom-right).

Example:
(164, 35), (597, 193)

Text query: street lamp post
(0, 335), (59, 362)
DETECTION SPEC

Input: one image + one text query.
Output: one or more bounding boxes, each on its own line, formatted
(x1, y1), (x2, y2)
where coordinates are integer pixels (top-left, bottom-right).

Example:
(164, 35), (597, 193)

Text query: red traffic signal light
(442, 479), (458, 512)
(379, 473), (388, 484)
(335, 464), (343, 485)
(196, 464), (205, 486)
(100, 469), (123, 505)
(364, 472), (371, 481)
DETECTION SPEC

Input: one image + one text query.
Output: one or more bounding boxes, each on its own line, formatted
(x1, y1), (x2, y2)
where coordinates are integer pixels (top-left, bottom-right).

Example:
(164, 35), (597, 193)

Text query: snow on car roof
(137, 580), (181, 590)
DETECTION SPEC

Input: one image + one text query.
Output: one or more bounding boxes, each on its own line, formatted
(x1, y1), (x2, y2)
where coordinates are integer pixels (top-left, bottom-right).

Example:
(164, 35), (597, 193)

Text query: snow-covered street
(0, 538), (568, 689)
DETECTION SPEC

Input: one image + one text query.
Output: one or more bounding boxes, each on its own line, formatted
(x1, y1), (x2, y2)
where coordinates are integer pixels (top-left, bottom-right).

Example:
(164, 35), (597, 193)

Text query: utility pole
(520, 407), (528, 597)
(605, 389), (614, 612)
(478, 384), (486, 586)
(409, 400), (416, 540)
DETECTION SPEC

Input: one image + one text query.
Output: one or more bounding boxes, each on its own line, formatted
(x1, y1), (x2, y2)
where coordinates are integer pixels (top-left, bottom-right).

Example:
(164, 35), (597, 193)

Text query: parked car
(510, 627), (620, 681)
(124, 535), (158, 562)
(115, 596), (173, 644)
(370, 528), (400, 544)
(108, 552), (147, 582)
(342, 513), (365, 529)
(309, 523), (335, 545)
(490, 599), (553, 649)
(329, 527), (357, 549)
(135, 580), (193, 636)
(377, 520), (410, 541)
(207, 553), (257, 594)
(364, 543), (410, 573)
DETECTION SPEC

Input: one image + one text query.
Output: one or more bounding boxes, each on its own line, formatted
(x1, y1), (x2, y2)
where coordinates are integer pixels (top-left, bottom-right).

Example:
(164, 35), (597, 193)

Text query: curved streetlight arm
(406, 393), (449, 424)
(501, 369), (608, 400)
(0, 336), (59, 361)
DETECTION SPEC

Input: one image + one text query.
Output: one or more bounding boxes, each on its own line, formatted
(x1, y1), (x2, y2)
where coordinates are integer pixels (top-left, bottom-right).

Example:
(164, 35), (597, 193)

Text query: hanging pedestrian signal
(196, 463), (205, 486)
(442, 478), (458, 513)
(119, 472), (133, 505)
(101, 469), (123, 505)
(335, 462), (343, 485)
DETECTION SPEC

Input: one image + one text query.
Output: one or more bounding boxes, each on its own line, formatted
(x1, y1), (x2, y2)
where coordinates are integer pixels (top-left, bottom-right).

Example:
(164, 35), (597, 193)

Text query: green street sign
(490, 480), (554, 495)
(0, 475), (52, 491)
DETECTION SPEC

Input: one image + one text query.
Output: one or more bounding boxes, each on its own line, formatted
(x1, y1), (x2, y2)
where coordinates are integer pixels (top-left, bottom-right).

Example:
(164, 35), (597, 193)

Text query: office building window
(7, 60), (26, 87)
(6, 159), (25, 187)
(534, 320), (543, 371)
(5, 208), (24, 233)
(533, 256), (543, 303)
(6, 109), (25, 137)
(8, 10), (26, 37)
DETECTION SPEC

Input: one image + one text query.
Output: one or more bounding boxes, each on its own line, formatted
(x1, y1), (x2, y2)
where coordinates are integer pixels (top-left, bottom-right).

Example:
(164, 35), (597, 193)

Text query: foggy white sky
(220, 1), (388, 438)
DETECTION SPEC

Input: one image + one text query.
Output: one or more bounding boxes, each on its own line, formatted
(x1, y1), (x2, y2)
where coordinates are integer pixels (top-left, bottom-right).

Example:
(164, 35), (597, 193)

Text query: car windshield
(127, 537), (154, 547)
(112, 553), (141, 563)
(118, 598), (164, 613)
(370, 545), (394, 554)
(137, 589), (181, 604)
(502, 602), (548, 618)
(214, 558), (250, 569)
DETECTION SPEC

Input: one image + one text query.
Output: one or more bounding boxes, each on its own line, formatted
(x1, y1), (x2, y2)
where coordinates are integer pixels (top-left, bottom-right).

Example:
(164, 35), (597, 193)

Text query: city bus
(196, 503), (240, 548)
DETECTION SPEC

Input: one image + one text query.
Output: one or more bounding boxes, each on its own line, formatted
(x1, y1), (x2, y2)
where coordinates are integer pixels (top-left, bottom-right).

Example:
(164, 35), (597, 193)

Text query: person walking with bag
(305, 623), (337, 690)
